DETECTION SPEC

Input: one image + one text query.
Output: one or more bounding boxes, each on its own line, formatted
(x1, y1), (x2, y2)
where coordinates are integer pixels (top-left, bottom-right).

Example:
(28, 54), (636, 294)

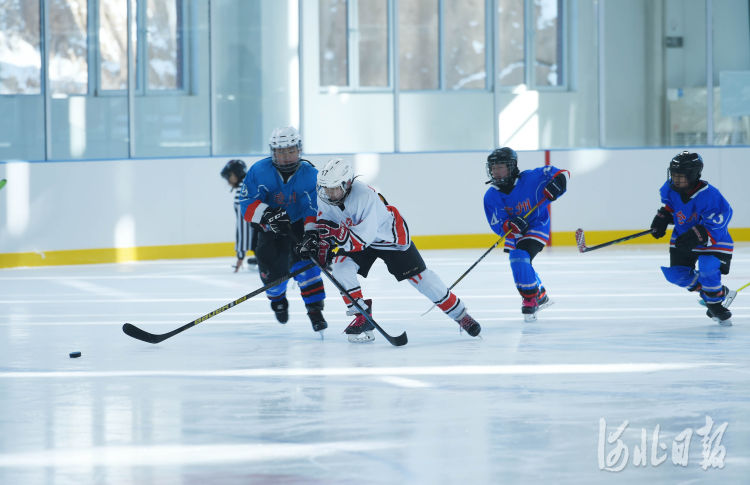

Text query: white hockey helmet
(317, 158), (354, 205)
(269, 126), (302, 173)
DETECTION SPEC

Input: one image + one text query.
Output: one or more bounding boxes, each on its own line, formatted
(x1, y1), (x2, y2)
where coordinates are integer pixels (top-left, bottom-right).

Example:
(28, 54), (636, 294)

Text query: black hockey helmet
(221, 159), (247, 182)
(668, 151), (703, 193)
(486, 147), (520, 188)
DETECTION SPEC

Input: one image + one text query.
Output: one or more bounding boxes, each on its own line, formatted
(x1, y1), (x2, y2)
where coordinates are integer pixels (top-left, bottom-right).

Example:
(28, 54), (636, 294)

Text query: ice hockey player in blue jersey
(238, 126), (328, 334)
(483, 147), (569, 322)
(650, 151), (736, 326)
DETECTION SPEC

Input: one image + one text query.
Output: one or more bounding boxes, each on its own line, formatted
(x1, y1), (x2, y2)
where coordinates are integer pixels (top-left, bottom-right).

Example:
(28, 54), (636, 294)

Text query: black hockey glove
(503, 216), (529, 236)
(543, 173), (567, 201)
(675, 224), (709, 249)
(260, 206), (290, 234)
(650, 207), (673, 239)
(296, 230), (320, 259)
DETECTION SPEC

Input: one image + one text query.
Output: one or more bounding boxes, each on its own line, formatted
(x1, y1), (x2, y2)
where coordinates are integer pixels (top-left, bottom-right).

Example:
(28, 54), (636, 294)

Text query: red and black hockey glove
(543, 173), (567, 201)
(503, 216), (529, 236)
(650, 206), (673, 239)
(317, 219), (350, 245)
(296, 230), (333, 266)
(675, 224), (709, 249)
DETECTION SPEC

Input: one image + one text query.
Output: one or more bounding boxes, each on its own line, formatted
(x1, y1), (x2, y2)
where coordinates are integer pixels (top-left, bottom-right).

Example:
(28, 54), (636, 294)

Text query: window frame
(93, 0), (190, 97)
(319, 0), (394, 93)
(496, 0), (568, 92)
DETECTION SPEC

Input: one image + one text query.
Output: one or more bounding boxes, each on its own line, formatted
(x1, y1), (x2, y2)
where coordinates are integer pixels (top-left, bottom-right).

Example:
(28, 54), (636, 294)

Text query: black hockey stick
(122, 262), (314, 344)
(308, 257), (408, 347)
(421, 198), (549, 316)
(575, 228), (652, 253)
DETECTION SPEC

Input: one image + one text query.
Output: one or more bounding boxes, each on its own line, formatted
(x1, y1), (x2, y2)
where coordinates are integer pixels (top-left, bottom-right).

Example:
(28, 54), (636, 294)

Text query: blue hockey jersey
(238, 157), (318, 229)
(659, 180), (733, 254)
(483, 166), (566, 249)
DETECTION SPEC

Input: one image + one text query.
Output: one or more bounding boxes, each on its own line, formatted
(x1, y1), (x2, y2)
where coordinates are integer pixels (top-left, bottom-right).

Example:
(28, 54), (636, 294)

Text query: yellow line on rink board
(1, 228), (748, 268)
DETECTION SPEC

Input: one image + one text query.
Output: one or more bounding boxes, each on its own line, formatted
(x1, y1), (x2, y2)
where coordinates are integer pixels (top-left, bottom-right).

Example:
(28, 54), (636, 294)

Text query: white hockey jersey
(317, 180), (410, 252)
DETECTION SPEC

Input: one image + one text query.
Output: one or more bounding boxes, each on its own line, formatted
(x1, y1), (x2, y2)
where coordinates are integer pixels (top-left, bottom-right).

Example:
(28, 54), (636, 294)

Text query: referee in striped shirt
(221, 159), (257, 272)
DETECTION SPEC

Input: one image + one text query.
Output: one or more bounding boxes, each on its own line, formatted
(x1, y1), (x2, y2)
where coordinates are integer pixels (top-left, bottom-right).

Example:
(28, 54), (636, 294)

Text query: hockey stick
(308, 256), (408, 347)
(421, 198), (549, 316)
(575, 228), (652, 253)
(122, 262), (314, 344)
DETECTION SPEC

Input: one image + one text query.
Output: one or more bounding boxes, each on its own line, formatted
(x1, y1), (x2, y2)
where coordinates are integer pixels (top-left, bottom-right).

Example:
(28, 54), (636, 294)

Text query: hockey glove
(317, 219), (350, 246)
(260, 206), (290, 234)
(296, 230), (320, 260)
(675, 224), (709, 249)
(543, 173), (567, 201)
(650, 207), (673, 239)
(503, 216), (529, 236)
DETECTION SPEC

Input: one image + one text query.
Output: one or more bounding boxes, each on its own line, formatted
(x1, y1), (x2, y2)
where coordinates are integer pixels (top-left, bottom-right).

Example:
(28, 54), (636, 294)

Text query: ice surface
(1, 246), (748, 484)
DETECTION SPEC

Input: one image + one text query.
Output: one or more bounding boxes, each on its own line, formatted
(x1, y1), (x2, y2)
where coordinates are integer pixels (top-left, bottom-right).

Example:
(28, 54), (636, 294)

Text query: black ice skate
(537, 287), (554, 312)
(270, 297), (289, 324)
(306, 301), (328, 333)
(706, 302), (732, 326)
(457, 313), (481, 337)
(698, 285), (736, 309)
(344, 299), (375, 343)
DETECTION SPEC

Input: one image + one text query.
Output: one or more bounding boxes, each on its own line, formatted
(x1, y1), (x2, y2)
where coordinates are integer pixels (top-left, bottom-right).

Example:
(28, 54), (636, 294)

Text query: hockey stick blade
(122, 263), (314, 344)
(575, 228), (587, 253)
(309, 257), (407, 346)
(575, 229), (651, 253)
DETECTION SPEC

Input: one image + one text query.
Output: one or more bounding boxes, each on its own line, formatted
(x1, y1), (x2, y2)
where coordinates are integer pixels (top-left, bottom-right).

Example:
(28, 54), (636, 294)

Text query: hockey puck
(69, 351), (81, 358)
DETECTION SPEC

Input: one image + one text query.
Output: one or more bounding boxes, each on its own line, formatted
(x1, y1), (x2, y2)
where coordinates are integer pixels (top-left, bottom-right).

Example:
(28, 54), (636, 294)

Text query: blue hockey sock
(509, 249), (540, 298)
(291, 260), (325, 305)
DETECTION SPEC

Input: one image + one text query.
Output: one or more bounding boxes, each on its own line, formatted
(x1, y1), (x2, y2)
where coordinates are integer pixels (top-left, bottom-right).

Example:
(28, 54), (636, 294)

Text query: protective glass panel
(99, 0), (131, 90)
(49, 0), (88, 95)
(534, 0), (562, 86)
(712, 1), (750, 145)
(358, 0), (388, 87)
(445, 0), (486, 90)
(147, 0), (181, 90)
(319, 0), (348, 87)
(664, 0), (707, 147)
(0, 0), (41, 94)
(398, 0), (438, 90)
(497, 0), (524, 86)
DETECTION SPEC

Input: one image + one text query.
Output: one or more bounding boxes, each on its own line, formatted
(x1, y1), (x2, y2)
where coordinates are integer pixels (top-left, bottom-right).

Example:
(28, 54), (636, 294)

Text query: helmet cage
(269, 127), (302, 173)
(487, 148), (520, 188)
(668, 151), (703, 193)
(317, 159), (354, 206)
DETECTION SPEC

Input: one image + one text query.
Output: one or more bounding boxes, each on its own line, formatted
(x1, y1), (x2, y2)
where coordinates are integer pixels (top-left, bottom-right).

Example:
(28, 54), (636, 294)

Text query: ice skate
(698, 285), (736, 308)
(706, 302), (732, 326)
(270, 297), (289, 324)
(536, 287), (554, 312)
(456, 312), (481, 337)
(522, 297), (538, 322)
(344, 299), (375, 343)
(306, 302), (328, 334)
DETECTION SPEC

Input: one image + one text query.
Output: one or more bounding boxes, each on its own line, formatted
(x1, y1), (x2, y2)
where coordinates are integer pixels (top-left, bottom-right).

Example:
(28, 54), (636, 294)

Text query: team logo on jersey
(274, 192), (297, 205)
(345, 217), (354, 227)
(675, 211), (697, 225)
(238, 183), (248, 198)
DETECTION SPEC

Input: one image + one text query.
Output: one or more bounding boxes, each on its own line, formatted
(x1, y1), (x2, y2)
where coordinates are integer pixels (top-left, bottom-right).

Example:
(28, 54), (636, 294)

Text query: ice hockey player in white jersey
(296, 158), (481, 343)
